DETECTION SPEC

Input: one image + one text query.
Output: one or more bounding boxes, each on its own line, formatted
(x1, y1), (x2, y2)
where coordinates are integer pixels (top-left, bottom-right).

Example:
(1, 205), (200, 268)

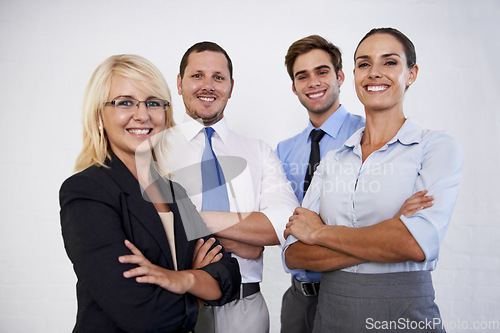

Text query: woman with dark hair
(284, 28), (463, 332)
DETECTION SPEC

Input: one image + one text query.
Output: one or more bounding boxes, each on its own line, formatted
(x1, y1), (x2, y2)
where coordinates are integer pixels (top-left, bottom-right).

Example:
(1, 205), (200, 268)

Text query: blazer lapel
(126, 192), (176, 270)
(102, 153), (176, 270)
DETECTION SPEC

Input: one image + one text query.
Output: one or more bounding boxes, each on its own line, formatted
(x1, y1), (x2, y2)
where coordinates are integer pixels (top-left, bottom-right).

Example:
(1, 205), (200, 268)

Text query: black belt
(292, 277), (320, 297)
(229, 283), (260, 302)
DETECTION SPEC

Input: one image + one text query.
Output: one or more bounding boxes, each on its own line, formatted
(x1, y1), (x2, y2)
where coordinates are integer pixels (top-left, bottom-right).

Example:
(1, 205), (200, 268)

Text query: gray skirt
(313, 270), (446, 333)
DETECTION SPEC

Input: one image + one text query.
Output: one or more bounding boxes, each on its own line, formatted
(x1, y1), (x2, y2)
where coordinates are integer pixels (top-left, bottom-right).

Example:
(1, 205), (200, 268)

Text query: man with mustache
(162, 41), (299, 333)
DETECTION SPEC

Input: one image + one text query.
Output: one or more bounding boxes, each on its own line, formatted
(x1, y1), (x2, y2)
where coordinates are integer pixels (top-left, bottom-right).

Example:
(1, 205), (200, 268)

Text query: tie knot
(204, 127), (215, 140)
(310, 129), (326, 142)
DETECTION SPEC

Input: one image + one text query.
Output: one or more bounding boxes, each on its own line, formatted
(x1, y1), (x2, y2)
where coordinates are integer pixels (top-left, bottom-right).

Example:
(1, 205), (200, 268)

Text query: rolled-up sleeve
(259, 143), (299, 247)
(400, 132), (463, 262)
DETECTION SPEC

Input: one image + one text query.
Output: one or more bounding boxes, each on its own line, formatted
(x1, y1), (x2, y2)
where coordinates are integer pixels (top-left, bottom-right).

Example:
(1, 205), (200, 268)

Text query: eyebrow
(355, 53), (401, 62)
(111, 95), (157, 100)
(193, 70), (225, 74)
(294, 65), (331, 78)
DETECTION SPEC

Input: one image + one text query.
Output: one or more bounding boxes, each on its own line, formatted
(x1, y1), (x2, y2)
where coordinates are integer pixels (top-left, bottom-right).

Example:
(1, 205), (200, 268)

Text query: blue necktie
(201, 127), (230, 212)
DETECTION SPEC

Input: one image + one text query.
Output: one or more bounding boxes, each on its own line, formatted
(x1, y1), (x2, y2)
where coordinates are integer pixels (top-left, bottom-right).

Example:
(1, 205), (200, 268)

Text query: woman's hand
(119, 240), (195, 294)
(192, 238), (223, 269)
(284, 207), (326, 245)
(394, 190), (434, 218)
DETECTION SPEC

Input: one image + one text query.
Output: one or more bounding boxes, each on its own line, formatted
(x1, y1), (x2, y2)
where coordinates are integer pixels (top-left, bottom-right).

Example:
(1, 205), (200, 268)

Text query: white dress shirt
(284, 119), (463, 274)
(161, 116), (298, 283)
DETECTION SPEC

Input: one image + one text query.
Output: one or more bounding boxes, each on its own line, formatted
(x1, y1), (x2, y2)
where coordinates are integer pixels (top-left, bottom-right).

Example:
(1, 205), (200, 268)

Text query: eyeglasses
(105, 97), (170, 111)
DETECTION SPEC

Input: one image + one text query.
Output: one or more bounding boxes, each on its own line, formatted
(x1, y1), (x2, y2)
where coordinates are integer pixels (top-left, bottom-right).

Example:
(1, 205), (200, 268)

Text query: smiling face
(292, 49), (344, 119)
(102, 74), (166, 165)
(177, 51), (234, 126)
(354, 33), (418, 114)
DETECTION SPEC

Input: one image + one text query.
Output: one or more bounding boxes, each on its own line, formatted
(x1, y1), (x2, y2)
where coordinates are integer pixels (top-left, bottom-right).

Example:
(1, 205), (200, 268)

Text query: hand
(119, 240), (194, 294)
(192, 238), (223, 269)
(395, 190), (434, 218)
(284, 207), (325, 245)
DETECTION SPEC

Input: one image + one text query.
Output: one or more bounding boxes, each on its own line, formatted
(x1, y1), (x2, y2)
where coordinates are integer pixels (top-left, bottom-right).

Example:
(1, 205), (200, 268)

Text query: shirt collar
(181, 114), (229, 143)
(306, 105), (349, 141)
(388, 118), (422, 146)
(336, 118), (423, 158)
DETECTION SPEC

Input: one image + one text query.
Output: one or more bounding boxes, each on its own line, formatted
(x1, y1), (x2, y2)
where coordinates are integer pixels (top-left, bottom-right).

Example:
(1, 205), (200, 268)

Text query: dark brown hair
(179, 41), (233, 79)
(355, 27), (416, 69)
(285, 35), (342, 81)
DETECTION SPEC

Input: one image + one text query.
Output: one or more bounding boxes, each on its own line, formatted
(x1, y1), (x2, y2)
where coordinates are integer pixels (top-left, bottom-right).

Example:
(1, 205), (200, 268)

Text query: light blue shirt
(277, 106), (365, 204)
(276, 105), (364, 282)
(283, 119), (463, 274)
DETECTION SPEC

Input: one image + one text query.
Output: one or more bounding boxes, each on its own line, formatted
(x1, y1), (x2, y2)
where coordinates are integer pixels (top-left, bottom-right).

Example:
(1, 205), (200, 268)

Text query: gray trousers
(280, 278), (318, 333)
(195, 291), (269, 333)
(313, 270), (446, 333)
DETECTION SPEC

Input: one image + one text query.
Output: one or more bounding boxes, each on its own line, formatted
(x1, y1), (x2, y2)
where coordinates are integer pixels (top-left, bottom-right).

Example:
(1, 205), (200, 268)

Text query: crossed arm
(199, 211), (278, 259)
(197, 144), (297, 260)
(120, 237), (227, 301)
(284, 191), (433, 271)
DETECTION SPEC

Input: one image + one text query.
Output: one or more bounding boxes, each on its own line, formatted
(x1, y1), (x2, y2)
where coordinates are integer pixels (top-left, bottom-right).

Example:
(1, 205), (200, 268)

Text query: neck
(308, 103), (340, 128)
(362, 108), (406, 147)
(187, 112), (224, 127)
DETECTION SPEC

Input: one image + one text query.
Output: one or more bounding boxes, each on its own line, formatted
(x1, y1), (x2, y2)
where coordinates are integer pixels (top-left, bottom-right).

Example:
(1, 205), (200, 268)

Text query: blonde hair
(75, 54), (175, 172)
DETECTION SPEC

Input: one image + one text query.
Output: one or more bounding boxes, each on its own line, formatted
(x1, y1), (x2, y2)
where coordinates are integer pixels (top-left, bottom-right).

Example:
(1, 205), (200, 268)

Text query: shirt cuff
(399, 214), (440, 262)
(261, 206), (295, 247)
(281, 234), (299, 272)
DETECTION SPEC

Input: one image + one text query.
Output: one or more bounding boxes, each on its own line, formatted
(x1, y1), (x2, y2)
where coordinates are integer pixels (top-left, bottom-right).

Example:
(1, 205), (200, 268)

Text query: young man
(276, 35), (365, 333)
(162, 42), (299, 333)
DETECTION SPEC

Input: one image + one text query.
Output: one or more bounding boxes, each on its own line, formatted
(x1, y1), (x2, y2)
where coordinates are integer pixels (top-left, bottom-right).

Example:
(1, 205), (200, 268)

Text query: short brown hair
(179, 41), (233, 79)
(285, 35), (342, 81)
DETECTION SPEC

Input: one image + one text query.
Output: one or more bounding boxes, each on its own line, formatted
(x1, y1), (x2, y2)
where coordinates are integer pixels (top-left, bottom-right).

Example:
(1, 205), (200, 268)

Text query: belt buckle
(300, 282), (318, 296)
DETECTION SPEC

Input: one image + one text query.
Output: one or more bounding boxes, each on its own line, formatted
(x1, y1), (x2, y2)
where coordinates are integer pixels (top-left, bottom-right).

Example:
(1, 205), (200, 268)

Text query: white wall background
(1, 0), (499, 332)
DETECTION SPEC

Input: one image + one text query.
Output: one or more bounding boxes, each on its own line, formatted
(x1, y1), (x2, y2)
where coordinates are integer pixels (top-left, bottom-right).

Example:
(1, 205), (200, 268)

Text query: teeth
(128, 129), (150, 135)
(308, 91), (325, 98)
(199, 97), (215, 102)
(367, 85), (388, 92)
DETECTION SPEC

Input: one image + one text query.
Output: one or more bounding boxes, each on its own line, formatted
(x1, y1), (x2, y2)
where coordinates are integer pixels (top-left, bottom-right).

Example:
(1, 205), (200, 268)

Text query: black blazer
(60, 153), (240, 333)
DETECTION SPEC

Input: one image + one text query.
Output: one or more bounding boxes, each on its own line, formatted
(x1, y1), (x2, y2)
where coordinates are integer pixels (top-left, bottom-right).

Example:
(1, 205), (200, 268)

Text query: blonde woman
(60, 54), (240, 332)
